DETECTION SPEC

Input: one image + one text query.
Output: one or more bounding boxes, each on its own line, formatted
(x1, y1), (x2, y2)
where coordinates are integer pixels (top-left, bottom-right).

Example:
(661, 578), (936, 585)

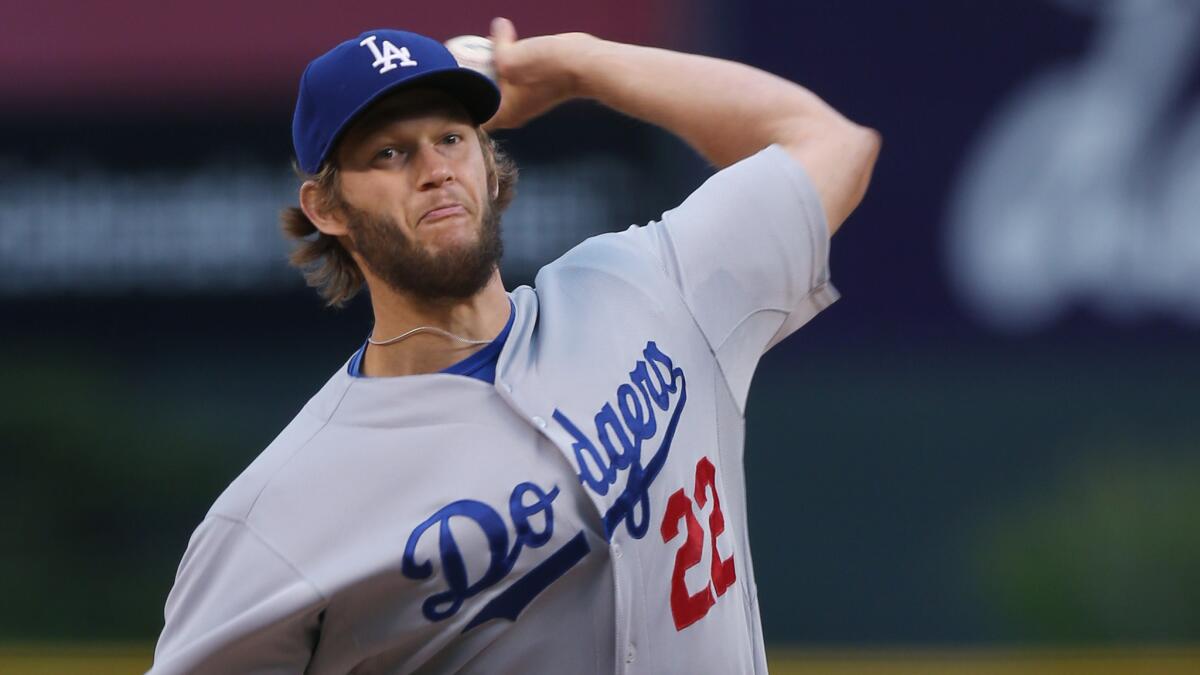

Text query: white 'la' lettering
(359, 35), (418, 74)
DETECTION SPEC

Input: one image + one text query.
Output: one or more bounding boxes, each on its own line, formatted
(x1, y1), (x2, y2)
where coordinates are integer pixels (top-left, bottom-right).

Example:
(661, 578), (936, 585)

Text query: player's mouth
(419, 203), (468, 225)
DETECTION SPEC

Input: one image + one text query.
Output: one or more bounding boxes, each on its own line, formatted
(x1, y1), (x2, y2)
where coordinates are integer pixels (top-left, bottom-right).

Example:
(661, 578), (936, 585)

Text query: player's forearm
(568, 36), (857, 168)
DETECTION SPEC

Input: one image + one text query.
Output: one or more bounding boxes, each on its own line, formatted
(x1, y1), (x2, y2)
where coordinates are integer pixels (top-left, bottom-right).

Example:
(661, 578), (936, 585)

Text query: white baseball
(444, 35), (496, 81)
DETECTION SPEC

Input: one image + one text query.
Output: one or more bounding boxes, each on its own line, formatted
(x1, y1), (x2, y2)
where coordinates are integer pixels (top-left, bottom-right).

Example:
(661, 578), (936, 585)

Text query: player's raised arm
(485, 17), (880, 234)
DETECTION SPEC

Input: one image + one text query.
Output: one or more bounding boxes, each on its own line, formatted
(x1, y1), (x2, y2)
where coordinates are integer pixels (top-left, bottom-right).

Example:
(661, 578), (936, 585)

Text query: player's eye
(442, 133), (462, 145)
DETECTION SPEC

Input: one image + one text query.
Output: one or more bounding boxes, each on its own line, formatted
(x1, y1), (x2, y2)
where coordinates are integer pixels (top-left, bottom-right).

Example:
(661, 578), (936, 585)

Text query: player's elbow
(845, 123), (882, 221)
(823, 122), (880, 235)
(779, 117), (881, 235)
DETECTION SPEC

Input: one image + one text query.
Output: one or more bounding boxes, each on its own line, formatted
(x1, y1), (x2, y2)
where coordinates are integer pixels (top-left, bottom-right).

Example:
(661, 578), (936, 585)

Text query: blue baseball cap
(292, 29), (501, 174)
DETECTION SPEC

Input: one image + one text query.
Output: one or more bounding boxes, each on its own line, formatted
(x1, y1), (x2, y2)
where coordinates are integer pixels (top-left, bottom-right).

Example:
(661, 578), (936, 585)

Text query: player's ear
(299, 180), (350, 237)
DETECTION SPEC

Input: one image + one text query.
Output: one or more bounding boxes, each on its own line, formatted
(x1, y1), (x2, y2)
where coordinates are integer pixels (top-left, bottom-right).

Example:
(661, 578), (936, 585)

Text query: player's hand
(484, 18), (592, 131)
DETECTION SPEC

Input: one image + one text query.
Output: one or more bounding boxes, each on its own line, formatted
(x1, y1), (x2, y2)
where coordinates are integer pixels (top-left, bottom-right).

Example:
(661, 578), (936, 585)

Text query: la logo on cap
(359, 35), (418, 74)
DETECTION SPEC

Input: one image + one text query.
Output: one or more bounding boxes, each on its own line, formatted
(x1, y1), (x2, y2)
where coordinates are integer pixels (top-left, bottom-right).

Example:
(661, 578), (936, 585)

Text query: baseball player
(151, 17), (879, 674)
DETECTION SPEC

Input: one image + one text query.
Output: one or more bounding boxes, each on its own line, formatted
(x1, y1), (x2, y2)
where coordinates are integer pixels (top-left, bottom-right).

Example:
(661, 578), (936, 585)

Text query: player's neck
(360, 272), (510, 377)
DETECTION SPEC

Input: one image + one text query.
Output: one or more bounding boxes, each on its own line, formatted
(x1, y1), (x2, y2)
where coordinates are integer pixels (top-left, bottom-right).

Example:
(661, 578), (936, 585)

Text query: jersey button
(612, 543), (623, 559)
(532, 415), (547, 429)
(625, 644), (636, 664)
(500, 382), (513, 393)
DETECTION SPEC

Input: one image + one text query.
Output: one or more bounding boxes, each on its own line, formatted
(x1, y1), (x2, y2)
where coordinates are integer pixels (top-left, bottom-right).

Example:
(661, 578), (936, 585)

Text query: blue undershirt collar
(347, 298), (515, 384)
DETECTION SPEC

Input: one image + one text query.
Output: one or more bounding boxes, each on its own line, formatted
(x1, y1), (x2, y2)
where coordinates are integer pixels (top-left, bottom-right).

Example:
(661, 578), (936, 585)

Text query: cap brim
(401, 68), (501, 125)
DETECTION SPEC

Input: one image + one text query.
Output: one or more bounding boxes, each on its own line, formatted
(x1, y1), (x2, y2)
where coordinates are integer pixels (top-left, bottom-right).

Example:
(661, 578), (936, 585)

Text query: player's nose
(415, 144), (454, 190)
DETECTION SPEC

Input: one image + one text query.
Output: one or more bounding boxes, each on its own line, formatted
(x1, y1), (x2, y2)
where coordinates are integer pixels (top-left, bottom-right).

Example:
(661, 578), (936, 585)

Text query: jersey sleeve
(632, 144), (838, 413)
(150, 515), (325, 674)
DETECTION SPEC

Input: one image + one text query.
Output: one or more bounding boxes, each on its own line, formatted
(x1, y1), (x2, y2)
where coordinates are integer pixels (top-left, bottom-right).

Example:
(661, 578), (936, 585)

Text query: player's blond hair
(280, 128), (517, 308)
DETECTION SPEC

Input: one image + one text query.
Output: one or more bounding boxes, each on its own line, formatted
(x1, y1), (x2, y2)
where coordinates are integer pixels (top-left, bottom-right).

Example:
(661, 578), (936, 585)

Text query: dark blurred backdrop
(2, 0), (1198, 650)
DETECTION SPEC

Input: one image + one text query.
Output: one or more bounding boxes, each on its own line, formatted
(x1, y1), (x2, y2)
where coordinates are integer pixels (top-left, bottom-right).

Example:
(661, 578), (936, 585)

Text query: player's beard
(343, 198), (503, 302)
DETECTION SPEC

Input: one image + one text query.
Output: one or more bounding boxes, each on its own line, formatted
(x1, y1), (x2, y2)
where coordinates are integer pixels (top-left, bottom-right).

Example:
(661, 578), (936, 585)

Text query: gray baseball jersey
(151, 143), (837, 674)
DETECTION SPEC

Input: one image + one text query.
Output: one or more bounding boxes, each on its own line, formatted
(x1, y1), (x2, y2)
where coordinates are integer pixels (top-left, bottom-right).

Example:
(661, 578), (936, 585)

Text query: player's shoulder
(536, 144), (815, 284)
(667, 143), (820, 218)
(553, 224), (659, 267)
(207, 361), (355, 522)
(536, 223), (669, 290)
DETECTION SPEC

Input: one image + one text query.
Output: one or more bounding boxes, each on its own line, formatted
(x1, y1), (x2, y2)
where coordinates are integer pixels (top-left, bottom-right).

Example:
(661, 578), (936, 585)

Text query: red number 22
(659, 457), (736, 631)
